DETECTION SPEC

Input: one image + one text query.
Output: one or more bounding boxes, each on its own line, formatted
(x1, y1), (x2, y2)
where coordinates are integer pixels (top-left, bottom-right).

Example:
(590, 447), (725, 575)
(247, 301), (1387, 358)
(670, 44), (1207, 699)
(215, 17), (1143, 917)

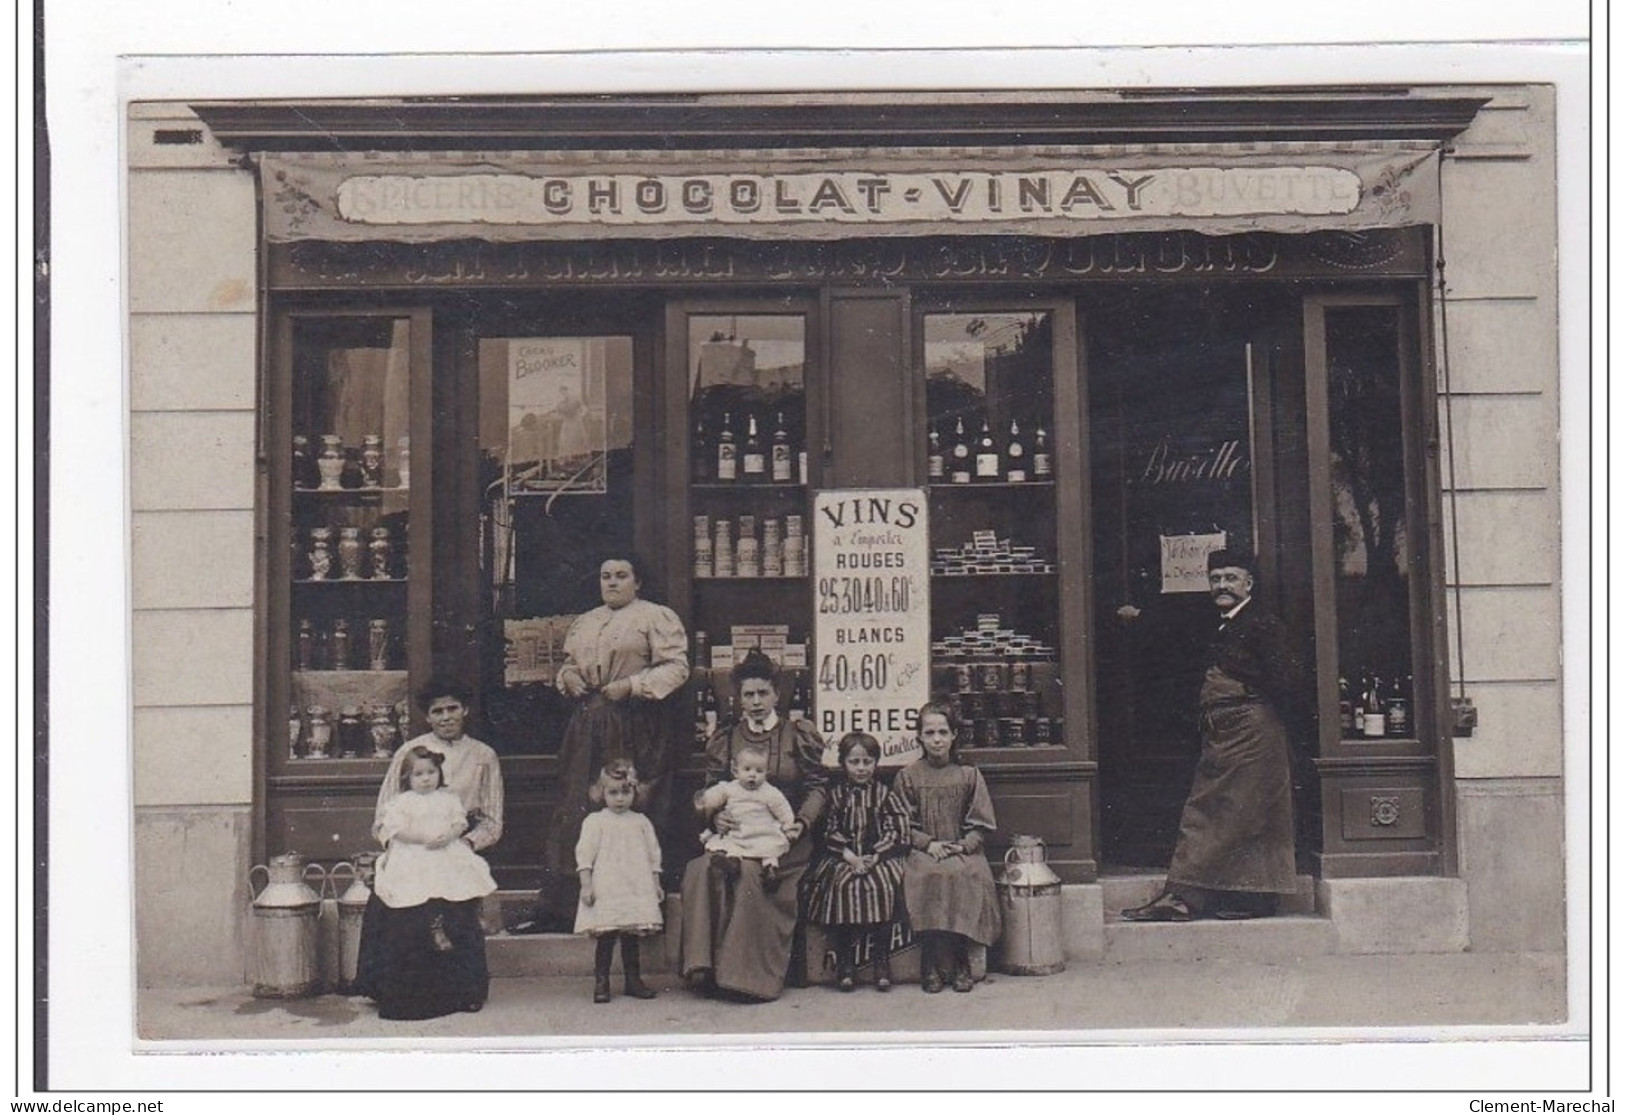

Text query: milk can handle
(1004, 846), (1019, 866)
(326, 861), (357, 897)
(248, 864), (269, 900)
(304, 861), (330, 897)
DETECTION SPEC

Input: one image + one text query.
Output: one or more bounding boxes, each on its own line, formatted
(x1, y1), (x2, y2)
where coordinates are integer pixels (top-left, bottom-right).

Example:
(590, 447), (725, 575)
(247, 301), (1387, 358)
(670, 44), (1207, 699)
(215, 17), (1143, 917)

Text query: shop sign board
(812, 488), (932, 765)
(335, 166), (1362, 228)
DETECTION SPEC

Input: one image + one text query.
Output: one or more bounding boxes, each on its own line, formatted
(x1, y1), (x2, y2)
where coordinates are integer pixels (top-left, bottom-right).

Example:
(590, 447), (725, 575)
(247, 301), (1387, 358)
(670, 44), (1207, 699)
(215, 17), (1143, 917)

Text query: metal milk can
(994, 835), (1066, 976)
(248, 853), (326, 998)
(330, 853), (378, 994)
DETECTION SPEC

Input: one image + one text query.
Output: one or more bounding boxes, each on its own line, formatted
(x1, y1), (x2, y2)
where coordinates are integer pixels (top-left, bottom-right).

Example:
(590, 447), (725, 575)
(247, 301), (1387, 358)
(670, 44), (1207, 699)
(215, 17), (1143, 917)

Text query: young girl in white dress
(575, 759), (665, 1003)
(374, 746), (499, 914)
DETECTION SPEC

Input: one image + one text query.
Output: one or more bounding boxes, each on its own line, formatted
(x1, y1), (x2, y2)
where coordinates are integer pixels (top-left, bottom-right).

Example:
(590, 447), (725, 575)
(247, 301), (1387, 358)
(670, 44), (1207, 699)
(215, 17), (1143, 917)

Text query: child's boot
(951, 938), (975, 993)
(920, 935), (944, 994)
(621, 935), (657, 1000)
(873, 944), (892, 993)
(592, 935), (616, 1003)
(834, 931), (855, 992)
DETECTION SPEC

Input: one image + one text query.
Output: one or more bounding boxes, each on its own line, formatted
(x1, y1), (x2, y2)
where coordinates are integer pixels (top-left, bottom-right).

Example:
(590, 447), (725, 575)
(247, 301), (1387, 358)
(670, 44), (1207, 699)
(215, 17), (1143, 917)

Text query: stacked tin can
(933, 613), (1060, 747)
(693, 515), (714, 578)
(713, 517), (735, 578)
(736, 514), (760, 577)
(783, 515), (806, 576)
(762, 518), (784, 576)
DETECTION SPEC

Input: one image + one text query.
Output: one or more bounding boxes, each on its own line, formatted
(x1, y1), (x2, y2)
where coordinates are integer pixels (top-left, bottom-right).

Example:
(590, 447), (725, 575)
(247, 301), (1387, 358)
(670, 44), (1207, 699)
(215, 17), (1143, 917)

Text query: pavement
(137, 949), (1569, 1047)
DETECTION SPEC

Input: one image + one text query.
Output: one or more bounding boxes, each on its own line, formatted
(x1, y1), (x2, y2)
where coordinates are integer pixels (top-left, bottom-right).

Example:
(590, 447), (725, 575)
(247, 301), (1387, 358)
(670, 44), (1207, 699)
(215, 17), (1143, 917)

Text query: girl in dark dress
(802, 732), (910, 992)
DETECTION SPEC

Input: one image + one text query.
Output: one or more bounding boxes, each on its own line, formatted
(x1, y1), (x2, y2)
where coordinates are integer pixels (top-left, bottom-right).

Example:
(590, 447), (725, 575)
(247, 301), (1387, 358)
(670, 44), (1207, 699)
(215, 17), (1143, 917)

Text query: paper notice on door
(1161, 531), (1227, 594)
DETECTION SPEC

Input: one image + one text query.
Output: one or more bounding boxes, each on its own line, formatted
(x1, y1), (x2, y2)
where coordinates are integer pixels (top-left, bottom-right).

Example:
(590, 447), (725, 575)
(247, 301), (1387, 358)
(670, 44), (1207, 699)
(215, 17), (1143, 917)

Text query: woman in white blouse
(537, 555), (690, 928)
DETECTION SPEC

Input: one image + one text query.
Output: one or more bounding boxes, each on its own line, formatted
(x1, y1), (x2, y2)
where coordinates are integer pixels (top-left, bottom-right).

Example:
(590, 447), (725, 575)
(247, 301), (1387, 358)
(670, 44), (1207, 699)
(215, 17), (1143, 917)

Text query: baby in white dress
(374, 746), (498, 910)
(697, 743), (796, 886)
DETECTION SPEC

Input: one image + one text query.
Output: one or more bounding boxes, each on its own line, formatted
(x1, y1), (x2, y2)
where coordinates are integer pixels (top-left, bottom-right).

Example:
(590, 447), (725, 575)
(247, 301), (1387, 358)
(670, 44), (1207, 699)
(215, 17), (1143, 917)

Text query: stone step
(1103, 914), (1337, 962)
(1099, 873), (1319, 917)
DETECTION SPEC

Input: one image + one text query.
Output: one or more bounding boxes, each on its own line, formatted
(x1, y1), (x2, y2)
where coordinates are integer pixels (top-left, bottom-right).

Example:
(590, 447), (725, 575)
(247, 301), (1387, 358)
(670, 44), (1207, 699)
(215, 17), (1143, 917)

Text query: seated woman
(677, 650), (828, 1002)
(355, 676), (504, 1019)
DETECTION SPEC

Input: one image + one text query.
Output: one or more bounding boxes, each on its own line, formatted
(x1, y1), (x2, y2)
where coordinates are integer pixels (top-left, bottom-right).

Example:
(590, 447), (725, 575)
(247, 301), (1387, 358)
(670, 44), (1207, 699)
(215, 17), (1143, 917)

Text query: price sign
(813, 488), (932, 765)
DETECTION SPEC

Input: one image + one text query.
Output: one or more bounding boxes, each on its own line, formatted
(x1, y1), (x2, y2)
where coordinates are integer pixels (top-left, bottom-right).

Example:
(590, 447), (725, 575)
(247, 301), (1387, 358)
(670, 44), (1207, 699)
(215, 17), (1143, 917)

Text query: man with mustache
(1122, 548), (1309, 922)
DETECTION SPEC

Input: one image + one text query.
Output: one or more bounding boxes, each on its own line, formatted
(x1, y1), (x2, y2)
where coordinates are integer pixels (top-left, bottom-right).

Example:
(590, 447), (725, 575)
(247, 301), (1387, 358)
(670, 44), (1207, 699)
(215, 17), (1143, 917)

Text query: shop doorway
(1087, 286), (1314, 870)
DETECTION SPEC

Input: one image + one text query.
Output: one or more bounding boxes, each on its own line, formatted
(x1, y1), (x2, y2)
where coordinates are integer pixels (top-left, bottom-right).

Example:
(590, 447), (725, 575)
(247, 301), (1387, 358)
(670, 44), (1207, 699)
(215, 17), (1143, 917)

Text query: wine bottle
(692, 412), (710, 482)
(788, 673), (809, 723)
(926, 423), (944, 481)
(742, 414), (766, 479)
(1032, 424), (1052, 479)
(1385, 674), (1413, 737)
(716, 411), (737, 481)
(1337, 675), (1354, 736)
(1347, 675), (1365, 737)
(949, 418), (972, 484)
(974, 418), (1000, 481)
(770, 411), (793, 483)
(696, 682), (718, 746)
(1005, 418), (1027, 483)
(1362, 675), (1387, 737)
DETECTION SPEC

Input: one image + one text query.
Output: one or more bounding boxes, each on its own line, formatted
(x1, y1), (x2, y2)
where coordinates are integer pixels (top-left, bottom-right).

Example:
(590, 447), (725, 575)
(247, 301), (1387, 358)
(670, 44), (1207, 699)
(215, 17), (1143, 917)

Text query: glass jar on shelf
(316, 435), (345, 490)
(304, 704), (332, 758)
(307, 527), (333, 581)
(360, 434), (385, 488)
(369, 527), (392, 580)
(337, 527), (365, 580)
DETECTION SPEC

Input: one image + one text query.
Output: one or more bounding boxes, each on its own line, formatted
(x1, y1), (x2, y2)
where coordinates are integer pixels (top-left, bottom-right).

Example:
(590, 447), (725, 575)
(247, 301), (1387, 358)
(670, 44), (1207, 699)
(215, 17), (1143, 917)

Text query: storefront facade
(129, 88), (1566, 986)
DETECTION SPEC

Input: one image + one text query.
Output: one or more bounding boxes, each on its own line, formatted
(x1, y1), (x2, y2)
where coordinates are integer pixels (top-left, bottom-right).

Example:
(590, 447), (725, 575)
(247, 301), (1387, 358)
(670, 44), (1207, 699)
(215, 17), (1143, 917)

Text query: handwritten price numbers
(818, 653), (894, 694)
(817, 576), (913, 615)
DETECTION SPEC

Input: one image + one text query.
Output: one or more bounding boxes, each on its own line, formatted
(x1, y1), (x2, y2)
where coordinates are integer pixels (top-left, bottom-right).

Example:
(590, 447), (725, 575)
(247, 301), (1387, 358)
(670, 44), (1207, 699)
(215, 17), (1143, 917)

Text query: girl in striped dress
(803, 733), (910, 992)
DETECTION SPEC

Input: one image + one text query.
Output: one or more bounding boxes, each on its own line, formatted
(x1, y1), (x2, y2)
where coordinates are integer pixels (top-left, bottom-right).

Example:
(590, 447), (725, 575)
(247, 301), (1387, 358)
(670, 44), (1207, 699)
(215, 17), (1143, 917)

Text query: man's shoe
(1213, 907), (1270, 920)
(921, 971), (944, 994)
(1120, 893), (1195, 922)
(624, 977), (658, 1000)
(874, 957), (892, 993)
(952, 968), (974, 993)
(592, 976), (612, 1004)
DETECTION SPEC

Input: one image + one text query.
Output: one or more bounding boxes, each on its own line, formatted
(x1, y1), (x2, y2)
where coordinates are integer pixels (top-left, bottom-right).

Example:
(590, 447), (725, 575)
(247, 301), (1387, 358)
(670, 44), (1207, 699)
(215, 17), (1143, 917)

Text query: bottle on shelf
(331, 618), (352, 671)
(1385, 674), (1413, 738)
(292, 435), (312, 490)
(1347, 674), (1366, 738)
(1337, 676), (1355, 736)
(1005, 418), (1027, 483)
(949, 417), (972, 484)
(692, 411), (710, 483)
(694, 630), (710, 671)
(788, 672), (809, 723)
(287, 705), (303, 760)
(742, 414), (766, 480)
(926, 423), (945, 481)
(974, 418), (1001, 481)
(1032, 425), (1052, 479)
(716, 412), (737, 482)
(1362, 675), (1387, 737)
(695, 681), (718, 747)
(296, 618), (316, 671)
(771, 412), (793, 483)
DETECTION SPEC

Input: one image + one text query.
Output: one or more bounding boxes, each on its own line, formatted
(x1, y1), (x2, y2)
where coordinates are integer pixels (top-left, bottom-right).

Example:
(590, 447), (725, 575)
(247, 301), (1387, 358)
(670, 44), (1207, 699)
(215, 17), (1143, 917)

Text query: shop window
(477, 335), (637, 754)
(1323, 306), (1416, 737)
(282, 314), (419, 766)
(682, 313), (811, 734)
(922, 311), (1064, 751)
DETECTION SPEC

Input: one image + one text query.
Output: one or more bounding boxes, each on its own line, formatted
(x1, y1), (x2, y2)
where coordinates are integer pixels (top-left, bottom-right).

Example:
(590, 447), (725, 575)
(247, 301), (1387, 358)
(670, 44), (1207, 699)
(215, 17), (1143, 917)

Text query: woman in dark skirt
(354, 677), (504, 1019)
(537, 555), (690, 926)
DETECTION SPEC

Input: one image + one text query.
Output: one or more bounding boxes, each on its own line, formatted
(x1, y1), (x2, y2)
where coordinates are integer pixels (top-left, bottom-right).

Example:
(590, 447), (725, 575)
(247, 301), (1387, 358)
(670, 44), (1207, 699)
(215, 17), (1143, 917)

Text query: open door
(1088, 286), (1297, 869)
